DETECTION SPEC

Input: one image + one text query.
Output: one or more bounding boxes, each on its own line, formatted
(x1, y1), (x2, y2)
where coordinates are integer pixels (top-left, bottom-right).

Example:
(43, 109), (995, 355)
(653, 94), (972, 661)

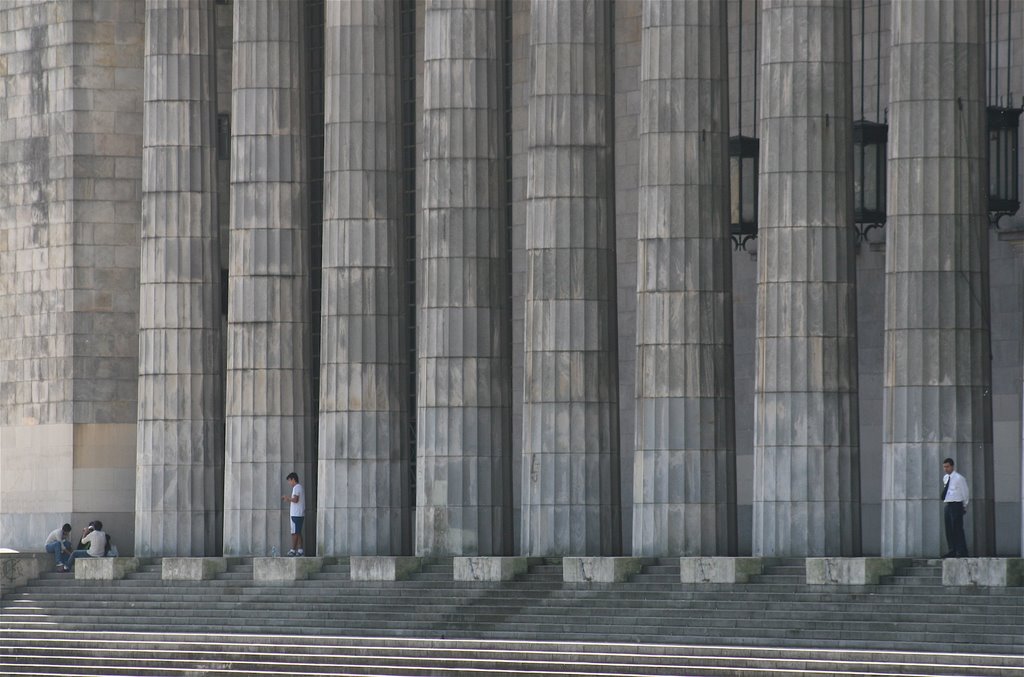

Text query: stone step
(5, 593), (1020, 618)
(1, 633), (1019, 677)
(0, 653), (1015, 677)
(8, 583), (1022, 610)
(6, 595), (1019, 621)
(4, 619), (1016, 645)
(8, 588), (1020, 615)
(13, 575), (1024, 599)
(4, 630), (1017, 664)
(2, 617), (1018, 649)
(2, 622), (1015, 655)
(3, 558), (1021, 667)
(4, 611), (1020, 645)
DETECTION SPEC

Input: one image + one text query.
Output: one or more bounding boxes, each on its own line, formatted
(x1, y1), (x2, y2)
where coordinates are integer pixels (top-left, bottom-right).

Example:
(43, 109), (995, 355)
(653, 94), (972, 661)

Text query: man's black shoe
(942, 551), (955, 558)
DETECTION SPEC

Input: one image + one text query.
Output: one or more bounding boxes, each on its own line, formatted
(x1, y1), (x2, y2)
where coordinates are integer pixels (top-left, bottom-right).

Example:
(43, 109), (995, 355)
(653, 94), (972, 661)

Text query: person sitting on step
(44, 523), (73, 570)
(63, 520), (107, 572)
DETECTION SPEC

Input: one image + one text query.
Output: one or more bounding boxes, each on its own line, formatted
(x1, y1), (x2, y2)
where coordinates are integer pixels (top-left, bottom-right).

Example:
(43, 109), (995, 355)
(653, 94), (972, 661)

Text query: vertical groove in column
(416, 0), (510, 556)
(223, 0), (313, 556)
(136, 0), (223, 557)
(318, 0), (410, 556)
(632, 0), (736, 557)
(753, 0), (861, 557)
(881, 0), (994, 557)
(521, 0), (620, 556)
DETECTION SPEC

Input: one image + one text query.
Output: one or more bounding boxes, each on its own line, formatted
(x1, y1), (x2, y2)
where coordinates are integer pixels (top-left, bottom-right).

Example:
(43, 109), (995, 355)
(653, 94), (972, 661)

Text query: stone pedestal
(162, 557), (228, 581)
(563, 557), (644, 583)
(942, 559), (1024, 587)
(632, 0), (736, 559)
(350, 556), (423, 581)
(679, 557), (765, 584)
(806, 558), (906, 585)
(75, 558), (140, 581)
(753, 0), (860, 557)
(253, 557), (326, 583)
(0, 553), (51, 590)
(454, 557), (529, 582)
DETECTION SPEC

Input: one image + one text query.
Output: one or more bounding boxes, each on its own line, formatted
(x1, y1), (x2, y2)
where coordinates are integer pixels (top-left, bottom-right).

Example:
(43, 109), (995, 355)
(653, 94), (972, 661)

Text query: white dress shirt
(943, 471), (969, 506)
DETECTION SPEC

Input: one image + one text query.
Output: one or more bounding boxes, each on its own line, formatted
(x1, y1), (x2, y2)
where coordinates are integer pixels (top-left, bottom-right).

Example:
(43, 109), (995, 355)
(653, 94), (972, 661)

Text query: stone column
(223, 0), (313, 556)
(318, 0), (410, 556)
(632, 0), (735, 557)
(521, 0), (620, 556)
(136, 0), (223, 557)
(416, 0), (510, 556)
(881, 0), (994, 558)
(753, 0), (861, 557)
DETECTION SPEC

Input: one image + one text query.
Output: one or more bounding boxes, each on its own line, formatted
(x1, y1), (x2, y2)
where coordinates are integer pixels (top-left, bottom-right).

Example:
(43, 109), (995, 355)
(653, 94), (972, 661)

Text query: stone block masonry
(0, 0), (142, 552)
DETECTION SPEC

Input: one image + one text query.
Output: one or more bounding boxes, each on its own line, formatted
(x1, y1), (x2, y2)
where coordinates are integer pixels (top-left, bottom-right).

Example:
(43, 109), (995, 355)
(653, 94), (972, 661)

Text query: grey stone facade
(2, 0), (1022, 558)
(1, 0), (143, 549)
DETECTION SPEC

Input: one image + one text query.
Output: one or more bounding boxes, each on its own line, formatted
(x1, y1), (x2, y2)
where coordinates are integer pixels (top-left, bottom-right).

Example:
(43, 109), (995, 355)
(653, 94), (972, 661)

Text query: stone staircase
(1, 557), (1021, 676)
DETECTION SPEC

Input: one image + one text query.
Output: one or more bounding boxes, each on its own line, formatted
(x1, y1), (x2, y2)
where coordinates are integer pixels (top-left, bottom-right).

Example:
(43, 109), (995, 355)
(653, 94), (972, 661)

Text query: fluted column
(521, 0), (619, 556)
(223, 0), (313, 556)
(318, 0), (410, 556)
(632, 0), (735, 557)
(136, 0), (222, 557)
(416, 0), (510, 556)
(753, 0), (860, 557)
(881, 0), (994, 558)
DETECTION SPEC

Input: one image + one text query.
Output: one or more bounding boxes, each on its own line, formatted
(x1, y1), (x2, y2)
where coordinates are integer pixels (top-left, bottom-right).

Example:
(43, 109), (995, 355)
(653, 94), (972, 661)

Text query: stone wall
(0, 0), (142, 552)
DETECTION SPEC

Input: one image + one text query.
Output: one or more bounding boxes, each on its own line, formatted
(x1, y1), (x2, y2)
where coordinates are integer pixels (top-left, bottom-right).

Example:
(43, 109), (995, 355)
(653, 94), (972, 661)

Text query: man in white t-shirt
(44, 523), (73, 569)
(281, 472), (305, 556)
(65, 520), (107, 572)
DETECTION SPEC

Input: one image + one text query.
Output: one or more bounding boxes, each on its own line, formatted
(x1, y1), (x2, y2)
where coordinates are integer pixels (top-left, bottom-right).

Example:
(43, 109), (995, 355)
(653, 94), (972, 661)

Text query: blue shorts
(290, 516), (304, 535)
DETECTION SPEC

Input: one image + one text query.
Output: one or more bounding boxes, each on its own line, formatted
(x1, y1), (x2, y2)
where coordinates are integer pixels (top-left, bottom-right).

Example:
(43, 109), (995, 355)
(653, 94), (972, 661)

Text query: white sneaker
(296, 549), (304, 556)
(287, 549), (296, 556)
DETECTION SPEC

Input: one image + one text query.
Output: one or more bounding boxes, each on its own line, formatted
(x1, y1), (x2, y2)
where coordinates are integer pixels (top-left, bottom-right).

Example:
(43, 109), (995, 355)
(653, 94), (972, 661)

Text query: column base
(75, 557), (140, 580)
(563, 557), (646, 583)
(253, 557), (326, 583)
(942, 558), (1024, 587)
(679, 557), (765, 583)
(162, 557), (228, 580)
(350, 556), (423, 581)
(806, 558), (908, 585)
(454, 557), (530, 581)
